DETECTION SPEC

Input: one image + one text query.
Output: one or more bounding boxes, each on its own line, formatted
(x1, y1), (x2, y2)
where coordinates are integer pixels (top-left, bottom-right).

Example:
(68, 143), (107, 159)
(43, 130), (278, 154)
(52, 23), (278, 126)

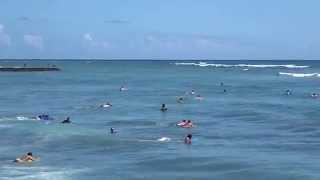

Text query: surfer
(184, 134), (192, 144)
(61, 117), (71, 124)
(37, 114), (53, 121)
(110, 128), (117, 134)
(120, 86), (128, 91)
(101, 102), (112, 108)
(14, 152), (37, 163)
(285, 89), (292, 95)
(160, 104), (168, 112)
(181, 120), (193, 128)
(177, 120), (187, 126)
(311, 93), (319, 98)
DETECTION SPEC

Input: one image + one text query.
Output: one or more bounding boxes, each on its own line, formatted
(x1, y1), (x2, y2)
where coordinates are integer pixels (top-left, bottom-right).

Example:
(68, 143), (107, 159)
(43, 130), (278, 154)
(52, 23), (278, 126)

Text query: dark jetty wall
(0, 67), (60, 72)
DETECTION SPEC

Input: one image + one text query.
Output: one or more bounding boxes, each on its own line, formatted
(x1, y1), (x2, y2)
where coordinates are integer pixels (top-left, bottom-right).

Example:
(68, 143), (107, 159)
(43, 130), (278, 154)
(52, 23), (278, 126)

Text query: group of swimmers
(36, 114), (71, 124)
(16, 81), (320, 163)
(285, 89), (319, 98)
(177, 86), (228, 103)
(177, 120), (194, 128)
(14, 86), (203, 163)
(177, 89), (207, 103)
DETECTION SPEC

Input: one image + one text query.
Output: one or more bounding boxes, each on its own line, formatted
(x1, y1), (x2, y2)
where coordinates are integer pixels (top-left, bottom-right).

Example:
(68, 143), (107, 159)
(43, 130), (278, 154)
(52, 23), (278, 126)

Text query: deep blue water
(1, 60), (320, 180)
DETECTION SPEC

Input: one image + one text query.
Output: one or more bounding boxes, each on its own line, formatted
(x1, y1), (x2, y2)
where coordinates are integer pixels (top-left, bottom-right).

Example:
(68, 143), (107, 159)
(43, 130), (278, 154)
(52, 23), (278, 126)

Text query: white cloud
(193, 37), (223, 49)
(83, 33), (110, 49)
(83, 33), (93, 41)
(143, 33), (238, 51)
(0, 24), (11, 47)
(24, 34), (44, 50)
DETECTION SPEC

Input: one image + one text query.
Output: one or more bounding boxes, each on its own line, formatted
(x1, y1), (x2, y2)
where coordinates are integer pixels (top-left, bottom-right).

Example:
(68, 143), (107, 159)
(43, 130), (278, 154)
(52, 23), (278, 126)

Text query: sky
(0, 0), (319, 60)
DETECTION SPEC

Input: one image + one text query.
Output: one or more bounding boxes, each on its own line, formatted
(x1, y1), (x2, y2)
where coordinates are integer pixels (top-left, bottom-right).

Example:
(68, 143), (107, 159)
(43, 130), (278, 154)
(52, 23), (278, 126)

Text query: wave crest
(175, 62), (309, 68)
(278, 72), (318, 77)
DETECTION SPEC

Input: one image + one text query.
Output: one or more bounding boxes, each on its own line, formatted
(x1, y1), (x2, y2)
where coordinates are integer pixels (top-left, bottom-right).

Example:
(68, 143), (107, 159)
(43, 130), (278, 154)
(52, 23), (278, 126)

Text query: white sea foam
(278, 72), (318, 77)
(0, 166), (88, 180)
(0, 116), (34, 122)
(16, 116), (32, 121)
(175, 62), (309, 68)
(157, 137), (171, 142)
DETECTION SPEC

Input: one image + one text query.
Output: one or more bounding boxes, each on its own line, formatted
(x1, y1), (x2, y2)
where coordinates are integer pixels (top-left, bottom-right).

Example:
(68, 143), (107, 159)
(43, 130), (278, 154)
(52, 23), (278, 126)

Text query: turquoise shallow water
(1, 60), (320, 180)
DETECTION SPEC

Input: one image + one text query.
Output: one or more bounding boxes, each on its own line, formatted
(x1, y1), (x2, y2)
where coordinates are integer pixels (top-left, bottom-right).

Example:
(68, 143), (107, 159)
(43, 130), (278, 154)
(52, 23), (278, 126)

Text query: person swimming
(120, 86), (128, 91)
(110, 128), (117, 134)
(61, 117), (71, 124)
(223, 89), (227, 93)
(285, 89), (292, 95)
(184, 134), (192, 144)
(37, 114), (53, 121)
(181, 120), (193, 128)
(14, 152), (37, 163)
(311, 93), (319, 98)
(177, 120), (187, 126)
(190, 90), (195, 95)
(160, 104), (168, 112)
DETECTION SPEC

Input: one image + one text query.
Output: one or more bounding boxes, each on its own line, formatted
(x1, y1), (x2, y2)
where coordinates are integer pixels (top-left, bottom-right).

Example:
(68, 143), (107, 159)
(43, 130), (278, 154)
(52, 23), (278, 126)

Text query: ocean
(0, 60), (320, 180)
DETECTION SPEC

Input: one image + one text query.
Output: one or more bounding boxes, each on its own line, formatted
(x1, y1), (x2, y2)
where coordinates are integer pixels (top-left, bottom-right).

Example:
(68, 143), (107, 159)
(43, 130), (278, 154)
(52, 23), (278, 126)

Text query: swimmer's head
(182, 120), (186, 122)
(187, 134), (192, 139)
(27, 152), (33, 156)
(187, 120), (191, 123)
(110, 128), (116, 133)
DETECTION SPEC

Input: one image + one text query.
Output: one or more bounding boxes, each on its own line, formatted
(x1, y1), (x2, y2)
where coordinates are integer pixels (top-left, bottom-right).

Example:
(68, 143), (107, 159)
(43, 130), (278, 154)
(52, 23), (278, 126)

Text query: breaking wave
(175, 62), (309, 68)
(278, 72), (319, 77)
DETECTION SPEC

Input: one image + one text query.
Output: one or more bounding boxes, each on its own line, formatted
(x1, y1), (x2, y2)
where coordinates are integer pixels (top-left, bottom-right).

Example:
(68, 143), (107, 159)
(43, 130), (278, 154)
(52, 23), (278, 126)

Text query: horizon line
(0, 58), (317, 61)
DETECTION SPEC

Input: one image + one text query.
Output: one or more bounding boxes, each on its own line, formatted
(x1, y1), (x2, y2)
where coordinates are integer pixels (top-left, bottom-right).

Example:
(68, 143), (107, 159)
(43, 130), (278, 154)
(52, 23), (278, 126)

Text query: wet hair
(187, 134), (192, 139)
(162, 104), (165, 107)
(27, 152), (33, 156)
(182, 120), (186, 122)
(187, 120), (191, 123)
